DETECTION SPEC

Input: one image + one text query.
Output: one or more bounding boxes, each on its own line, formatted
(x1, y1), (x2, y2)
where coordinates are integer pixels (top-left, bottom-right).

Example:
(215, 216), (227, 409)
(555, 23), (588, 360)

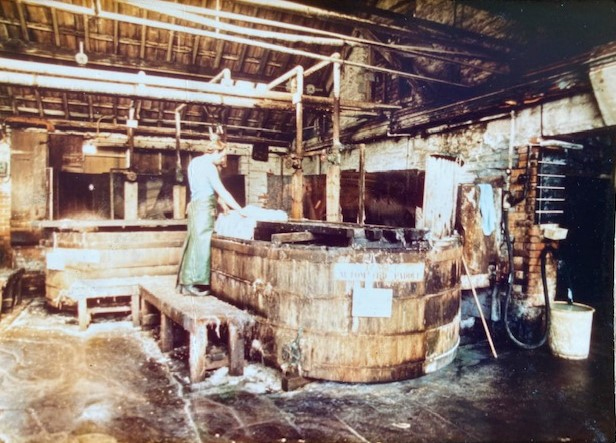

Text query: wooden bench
(67, 278), (143, 331)
(137, 277), (254, 383)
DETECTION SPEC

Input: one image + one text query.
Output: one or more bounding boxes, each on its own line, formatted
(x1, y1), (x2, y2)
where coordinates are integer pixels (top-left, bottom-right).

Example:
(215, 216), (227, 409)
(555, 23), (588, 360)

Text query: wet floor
(0, 297), (613, 443)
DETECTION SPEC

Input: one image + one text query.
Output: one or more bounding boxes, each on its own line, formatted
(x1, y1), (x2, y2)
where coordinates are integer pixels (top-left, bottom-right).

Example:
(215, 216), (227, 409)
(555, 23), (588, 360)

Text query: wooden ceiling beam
(233, 0), (513, 56)
(83, 12), (91, 53)
(50, 6), (60, 47)
(139, 9), (147, 59)
(22, 0), (466, 86)
(15, 0), (30, 42)
(112, 0), (119, 55)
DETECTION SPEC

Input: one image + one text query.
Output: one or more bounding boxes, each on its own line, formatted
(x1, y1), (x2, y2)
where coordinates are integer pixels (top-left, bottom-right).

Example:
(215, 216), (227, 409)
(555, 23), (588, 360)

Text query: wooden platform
(138, 277), (254, 383)
(253, 220), (430, 249)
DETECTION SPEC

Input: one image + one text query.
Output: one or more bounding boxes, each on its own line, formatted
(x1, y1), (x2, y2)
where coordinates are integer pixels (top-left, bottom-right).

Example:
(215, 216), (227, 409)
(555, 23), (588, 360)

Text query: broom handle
(462, 255), (498, 359)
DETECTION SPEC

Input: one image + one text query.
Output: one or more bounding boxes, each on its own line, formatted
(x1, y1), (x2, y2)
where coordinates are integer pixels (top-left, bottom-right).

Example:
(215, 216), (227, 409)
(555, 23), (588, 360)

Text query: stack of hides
(214, 205), (288, 240)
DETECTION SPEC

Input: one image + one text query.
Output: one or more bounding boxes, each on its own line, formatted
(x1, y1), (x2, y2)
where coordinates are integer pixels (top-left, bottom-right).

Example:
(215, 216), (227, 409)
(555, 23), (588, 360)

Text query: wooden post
(140, 297), (158, 327)
(173, 185), (186, 219)
(227, 322), (245, 376)
(160, 314), (174, 352)
(189, 325), (208, 383)
(78, 298), (89, 331)
(131, 293), (140, 327)
(290, 66), (304, 219)
(326, 54), (342, 222)
(358, 143), (366, 225)
(124, 181), (138, 220)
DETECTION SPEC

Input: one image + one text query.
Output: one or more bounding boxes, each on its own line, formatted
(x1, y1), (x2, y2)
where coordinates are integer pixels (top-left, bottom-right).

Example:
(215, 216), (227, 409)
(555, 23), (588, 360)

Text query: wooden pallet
(137, 277), (254, 383)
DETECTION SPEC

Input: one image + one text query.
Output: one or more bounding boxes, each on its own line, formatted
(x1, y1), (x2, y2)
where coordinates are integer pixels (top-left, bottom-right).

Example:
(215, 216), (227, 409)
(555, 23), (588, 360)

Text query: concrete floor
(0, 297), (613, 443)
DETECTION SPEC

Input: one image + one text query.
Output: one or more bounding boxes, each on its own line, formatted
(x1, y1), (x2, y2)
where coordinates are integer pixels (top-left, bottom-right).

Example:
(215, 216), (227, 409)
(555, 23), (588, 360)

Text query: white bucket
(548, 301), (595, 360)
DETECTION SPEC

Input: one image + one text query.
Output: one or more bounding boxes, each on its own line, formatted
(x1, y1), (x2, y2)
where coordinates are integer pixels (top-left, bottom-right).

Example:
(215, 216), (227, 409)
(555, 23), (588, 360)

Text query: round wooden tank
(211, 221), (461, 383)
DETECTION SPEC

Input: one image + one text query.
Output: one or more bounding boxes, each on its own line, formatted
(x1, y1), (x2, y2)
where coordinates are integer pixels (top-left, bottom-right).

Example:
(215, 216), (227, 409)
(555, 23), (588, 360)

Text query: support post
(290, 66), (304, 219)
(227, 322), (245, 376)
(358, 143), (366, 225)
(160, 314), (174, 352)
(189, 326), (208, 382)
(326, 54), (342, 222)
(78, 298), (89, 331)
(124, 181), (138, 220)
(173, 185), (187, 219)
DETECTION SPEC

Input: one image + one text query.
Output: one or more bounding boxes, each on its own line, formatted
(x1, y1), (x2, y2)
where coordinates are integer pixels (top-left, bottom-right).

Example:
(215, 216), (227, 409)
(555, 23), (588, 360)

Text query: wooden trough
(211, 220), (462, 383)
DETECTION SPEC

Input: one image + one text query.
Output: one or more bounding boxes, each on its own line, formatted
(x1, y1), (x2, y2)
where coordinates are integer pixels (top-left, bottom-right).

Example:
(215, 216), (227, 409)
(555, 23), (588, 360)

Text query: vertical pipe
(358, 143), (366, 225)
(326, 53), (342, 222)
(506, 110), (516, 193)
(127, 107), (135, 169)
(109, 171), (115, 219)
(290, 66), (304, 219)
(46, 167), (54, 220)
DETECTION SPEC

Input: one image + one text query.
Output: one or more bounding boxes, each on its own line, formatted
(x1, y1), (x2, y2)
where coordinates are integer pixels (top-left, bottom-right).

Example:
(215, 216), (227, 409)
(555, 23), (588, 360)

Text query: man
(177, 133), (244, 296)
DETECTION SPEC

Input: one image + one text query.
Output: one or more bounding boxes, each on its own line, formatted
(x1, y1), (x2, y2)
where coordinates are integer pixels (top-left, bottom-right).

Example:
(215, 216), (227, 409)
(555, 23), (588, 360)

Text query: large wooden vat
(211, 221), (461, 383)
(37, 219), (186, 309)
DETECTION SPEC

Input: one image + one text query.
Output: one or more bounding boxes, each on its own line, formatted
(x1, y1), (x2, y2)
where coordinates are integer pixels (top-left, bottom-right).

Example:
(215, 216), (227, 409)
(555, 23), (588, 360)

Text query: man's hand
(217, 197), (230, 215)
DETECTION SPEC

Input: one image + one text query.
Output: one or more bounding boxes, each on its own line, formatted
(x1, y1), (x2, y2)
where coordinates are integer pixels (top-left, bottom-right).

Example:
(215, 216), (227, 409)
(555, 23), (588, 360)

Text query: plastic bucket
(548, 301), (595, 360)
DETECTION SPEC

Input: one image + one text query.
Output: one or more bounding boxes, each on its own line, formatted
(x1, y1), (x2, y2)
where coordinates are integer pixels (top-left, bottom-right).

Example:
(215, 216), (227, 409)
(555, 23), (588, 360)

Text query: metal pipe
(0, 57), (400, 111)
(268, 66), (302, 91)
(332, 54), (341, 149)
(209, 68), (231, 84)
(151, 0), (490, 60)
(121, 0), (344, 46)
(358, 143), (366, 225)
(19, 0), (467, 87)
(127, 106), (135, 168)
(233, 0), (508, 57)
(303, 59), (331, 78)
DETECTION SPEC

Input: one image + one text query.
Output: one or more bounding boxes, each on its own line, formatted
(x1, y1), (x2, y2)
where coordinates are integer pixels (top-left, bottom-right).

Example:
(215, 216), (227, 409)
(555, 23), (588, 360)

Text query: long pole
(462, 255), (498, 359)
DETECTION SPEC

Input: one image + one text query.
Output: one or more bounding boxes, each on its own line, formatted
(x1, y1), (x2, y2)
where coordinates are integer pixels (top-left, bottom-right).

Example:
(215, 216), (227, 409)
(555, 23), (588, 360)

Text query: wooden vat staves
(211, 220), (461, 383)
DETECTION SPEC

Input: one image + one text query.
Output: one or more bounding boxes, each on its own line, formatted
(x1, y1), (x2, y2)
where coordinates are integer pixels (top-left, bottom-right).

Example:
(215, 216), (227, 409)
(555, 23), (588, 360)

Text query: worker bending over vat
(177, 130), (245, 296)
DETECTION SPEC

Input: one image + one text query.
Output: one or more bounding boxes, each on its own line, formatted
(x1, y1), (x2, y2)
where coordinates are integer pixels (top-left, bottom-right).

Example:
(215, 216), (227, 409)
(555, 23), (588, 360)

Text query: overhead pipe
(267, 66), (303, 91)
(20, 0), (467, 87)
(303, 59), (332, 79)
(209, 68), (231, 85)
(150, 0), (493, 62)
(232, 0), (511, 57)
(0, 57), (400, 112)
(121, 0), (344, 47)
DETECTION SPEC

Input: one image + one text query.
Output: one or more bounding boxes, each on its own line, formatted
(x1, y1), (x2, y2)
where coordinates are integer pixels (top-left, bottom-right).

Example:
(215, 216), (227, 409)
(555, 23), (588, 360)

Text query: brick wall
(508, 145), (557, 307)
